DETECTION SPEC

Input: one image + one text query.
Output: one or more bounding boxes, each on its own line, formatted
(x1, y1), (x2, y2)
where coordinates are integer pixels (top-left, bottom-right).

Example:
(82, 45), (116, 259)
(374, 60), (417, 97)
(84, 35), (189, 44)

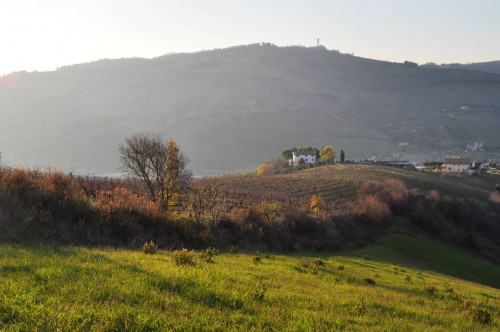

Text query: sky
(1, 0), (500, 76)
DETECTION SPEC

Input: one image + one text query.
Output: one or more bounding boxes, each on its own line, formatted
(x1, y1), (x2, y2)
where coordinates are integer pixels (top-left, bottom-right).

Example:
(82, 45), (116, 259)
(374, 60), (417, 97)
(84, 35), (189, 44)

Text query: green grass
(0, 234), (499, 331)
(346, 232), (500, 289)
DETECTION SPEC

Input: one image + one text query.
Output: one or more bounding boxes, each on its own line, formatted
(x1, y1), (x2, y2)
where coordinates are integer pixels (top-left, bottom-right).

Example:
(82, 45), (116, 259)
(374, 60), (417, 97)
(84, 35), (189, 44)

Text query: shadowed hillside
(424, 60), (500, 75)
(2, 44), (500, 175)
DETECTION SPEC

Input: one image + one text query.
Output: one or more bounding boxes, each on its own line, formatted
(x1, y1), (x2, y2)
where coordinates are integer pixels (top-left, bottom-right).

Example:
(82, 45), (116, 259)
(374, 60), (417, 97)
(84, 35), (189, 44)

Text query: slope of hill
(425, 60), (500, 75)
(201, 164), (498, 208)
(2, 44), (500, 175)
(0, 233), (498, 330)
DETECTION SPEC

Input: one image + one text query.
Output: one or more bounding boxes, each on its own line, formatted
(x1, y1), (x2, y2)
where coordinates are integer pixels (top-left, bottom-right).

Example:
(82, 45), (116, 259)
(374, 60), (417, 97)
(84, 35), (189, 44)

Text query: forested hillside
(2, 44), (500, 175)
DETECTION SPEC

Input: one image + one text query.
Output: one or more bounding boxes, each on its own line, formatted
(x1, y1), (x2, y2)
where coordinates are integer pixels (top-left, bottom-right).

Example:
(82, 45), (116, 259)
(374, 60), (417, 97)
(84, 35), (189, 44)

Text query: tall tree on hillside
(163, 140), (192, 210)
(340, 149), (345, 163)
(311, 195), (325, 217)
(319, 146), (335, 164)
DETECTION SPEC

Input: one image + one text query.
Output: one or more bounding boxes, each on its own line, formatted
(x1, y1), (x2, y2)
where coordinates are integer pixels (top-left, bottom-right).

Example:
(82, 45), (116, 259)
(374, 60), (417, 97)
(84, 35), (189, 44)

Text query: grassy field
(1, 233), (498, 331)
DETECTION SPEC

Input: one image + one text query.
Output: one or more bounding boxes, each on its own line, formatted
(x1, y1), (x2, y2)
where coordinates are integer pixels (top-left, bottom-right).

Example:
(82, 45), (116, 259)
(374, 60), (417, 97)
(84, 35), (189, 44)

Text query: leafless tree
(119, 133), (190, 207)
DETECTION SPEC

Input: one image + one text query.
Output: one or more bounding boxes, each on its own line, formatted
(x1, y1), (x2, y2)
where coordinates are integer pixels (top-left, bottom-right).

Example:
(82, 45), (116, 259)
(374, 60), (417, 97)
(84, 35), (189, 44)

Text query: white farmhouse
(442, 157), (471, 172)
(290, 150), (316, 166)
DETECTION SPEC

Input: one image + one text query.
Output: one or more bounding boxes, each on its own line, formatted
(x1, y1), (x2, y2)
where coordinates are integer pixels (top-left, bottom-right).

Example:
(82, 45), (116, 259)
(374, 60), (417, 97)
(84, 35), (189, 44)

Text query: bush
(358, 179), (408, 212)
(364, 278), (375, 285)
(229, 245), (239, 254)
(489, 191), (500, 204)
(200, 247), (219, 263)
(300, 259), (319, 274)
(249, 280), (266, 301)
(357, 195), (391, 223)
(443, 283), (454, 293)
(314, 258), (326, 266)
(425, 285), (437, 295)
(173, 249), (196, 266)
(142, 241), (158, 255)
(470, 307), (492, 325)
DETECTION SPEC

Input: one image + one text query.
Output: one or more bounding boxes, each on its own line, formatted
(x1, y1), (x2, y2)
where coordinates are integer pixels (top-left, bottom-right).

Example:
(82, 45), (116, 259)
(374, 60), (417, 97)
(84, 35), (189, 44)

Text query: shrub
(364, 278), (375, 285)
(142, 241), (158, 255)
(357, 194), (391, 223)
(443, 283), (454, 293)
(358, 179), (408, 212)
(314, 258), (326, 266)
(470, 307), (492, 325)
(249, 280), (266, 301)
(489, 191), (500, 204)
(425, 285), (437, 295)
(462, 300), (492, 325)
(257, 163), (275, 176)
(338, 264), (345, 270)
(425, 190), (440, 201)
(96, 187), (162, 220)
(253, 256), (261, 263)
(2, 168), (36, 195)
(200, 247), (219, 263)
(259, 201), (283, 223)
(405, 275), (412, 283)
(173, 249), (196, 266)
(300, 259), (319, 274)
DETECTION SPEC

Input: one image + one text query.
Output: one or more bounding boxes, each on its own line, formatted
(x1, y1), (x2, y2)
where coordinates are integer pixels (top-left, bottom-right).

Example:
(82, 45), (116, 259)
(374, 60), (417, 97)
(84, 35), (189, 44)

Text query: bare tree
(119, 133), (191, 208)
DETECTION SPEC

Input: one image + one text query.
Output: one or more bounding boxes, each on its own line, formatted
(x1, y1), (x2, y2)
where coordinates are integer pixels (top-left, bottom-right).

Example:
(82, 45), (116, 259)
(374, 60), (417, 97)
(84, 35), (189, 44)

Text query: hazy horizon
(2, 0), (500, 76)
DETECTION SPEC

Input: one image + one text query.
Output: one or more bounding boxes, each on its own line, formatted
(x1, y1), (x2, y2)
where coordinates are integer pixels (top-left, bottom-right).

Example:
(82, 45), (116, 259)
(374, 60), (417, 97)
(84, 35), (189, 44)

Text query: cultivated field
(199, 164), (498, 210)
(0, 233), (498, 331)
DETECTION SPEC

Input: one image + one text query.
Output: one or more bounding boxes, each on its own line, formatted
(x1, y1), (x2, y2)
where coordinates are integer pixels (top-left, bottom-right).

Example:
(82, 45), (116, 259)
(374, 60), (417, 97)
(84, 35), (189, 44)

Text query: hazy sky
(1, 0), (500, 75)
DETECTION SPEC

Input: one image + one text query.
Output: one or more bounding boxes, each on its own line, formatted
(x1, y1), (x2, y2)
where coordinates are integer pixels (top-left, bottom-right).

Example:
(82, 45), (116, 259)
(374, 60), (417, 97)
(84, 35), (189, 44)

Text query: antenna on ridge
(317, 38), (320, 47)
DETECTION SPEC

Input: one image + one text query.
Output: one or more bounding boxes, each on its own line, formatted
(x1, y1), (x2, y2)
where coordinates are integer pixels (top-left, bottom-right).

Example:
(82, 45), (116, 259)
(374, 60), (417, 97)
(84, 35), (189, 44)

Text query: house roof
(444, 157), (471, 164)
(293, 150), (315, 156)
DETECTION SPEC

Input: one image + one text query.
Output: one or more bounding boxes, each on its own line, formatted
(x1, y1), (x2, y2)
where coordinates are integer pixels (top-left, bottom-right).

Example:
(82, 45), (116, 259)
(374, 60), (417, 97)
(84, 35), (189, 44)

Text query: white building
(442, 157), (471, 172)
(290, 150), (316, 166)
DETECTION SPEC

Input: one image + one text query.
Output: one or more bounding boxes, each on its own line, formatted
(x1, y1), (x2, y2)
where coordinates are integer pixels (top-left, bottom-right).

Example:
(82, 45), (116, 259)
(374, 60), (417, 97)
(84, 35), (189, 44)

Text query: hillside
(2, 44), (500, 175)
(0, 233), (498, 330)
(425, 60), (500, 75)
(202, 164), (498, 208)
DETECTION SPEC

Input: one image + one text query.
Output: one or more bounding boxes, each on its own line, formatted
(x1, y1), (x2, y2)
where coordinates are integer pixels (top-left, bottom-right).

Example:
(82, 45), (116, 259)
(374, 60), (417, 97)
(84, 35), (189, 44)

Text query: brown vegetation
(0, 164), (499, 262)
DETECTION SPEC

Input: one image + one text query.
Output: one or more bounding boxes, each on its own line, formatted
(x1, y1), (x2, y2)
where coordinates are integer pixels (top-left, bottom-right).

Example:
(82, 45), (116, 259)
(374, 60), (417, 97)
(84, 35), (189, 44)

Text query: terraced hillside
(198, 164), (498, 209)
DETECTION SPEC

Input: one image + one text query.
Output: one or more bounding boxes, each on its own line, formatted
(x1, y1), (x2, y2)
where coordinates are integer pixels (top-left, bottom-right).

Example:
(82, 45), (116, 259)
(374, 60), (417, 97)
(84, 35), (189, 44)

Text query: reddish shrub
(96, 187), (162, 220)
(489, 192), (500, 204)
(34, 169), (73, 200)
(358, 179), (408, 213)
(425, 190), (440, 201)
(1, 168), (36, 195)
(357, 195), (391, 224)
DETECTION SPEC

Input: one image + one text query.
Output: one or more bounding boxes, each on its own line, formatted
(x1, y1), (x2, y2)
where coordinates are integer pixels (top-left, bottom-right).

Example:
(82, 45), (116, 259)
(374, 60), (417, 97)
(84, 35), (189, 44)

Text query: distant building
(442, 157), (471, 172)
(290, 150), (316, 166)
(466, 142), (483, 151)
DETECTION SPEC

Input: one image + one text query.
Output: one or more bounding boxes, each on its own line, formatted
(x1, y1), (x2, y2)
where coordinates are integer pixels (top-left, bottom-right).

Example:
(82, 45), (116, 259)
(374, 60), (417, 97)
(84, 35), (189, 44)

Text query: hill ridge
(2, 44), (500, 175)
